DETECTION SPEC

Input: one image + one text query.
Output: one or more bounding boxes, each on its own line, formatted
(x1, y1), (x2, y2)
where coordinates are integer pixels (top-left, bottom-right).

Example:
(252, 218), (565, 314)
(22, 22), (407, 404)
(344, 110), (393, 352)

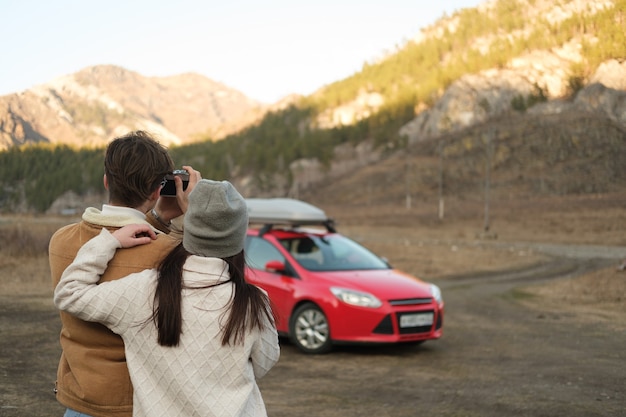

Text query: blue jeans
(64, 409), (94, 417)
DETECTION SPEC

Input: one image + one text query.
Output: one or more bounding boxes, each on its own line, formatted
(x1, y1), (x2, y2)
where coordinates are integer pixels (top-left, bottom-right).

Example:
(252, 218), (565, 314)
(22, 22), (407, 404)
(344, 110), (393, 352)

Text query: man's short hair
(104, 131), (174, 207)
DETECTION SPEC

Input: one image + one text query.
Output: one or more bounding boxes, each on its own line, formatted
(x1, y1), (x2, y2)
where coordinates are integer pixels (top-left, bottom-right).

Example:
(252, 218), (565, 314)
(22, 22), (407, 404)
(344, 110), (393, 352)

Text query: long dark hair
(152, 243), (274, 347)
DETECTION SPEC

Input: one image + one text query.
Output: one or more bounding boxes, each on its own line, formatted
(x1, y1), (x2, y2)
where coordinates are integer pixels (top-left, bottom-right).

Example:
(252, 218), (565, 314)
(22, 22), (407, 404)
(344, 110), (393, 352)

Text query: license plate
(400, 312), (434, 328)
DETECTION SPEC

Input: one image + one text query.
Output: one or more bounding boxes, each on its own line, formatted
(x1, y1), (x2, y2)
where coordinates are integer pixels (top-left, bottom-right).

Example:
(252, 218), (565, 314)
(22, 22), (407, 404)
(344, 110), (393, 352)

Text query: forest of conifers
(1, 0), (624, 212)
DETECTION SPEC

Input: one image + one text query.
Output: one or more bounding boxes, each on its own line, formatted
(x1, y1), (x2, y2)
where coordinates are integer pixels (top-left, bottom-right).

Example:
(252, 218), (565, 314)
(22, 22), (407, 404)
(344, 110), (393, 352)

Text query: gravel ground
(1, 213), (625, 417)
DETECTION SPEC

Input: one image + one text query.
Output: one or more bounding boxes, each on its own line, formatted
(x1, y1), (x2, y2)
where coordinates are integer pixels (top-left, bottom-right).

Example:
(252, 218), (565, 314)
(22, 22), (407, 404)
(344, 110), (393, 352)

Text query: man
(49, 130), (201, 417)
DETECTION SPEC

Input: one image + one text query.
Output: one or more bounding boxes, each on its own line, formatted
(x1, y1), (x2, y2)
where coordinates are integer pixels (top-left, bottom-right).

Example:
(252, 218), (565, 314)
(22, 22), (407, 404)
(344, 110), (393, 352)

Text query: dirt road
(258, 252), (625, 417)
(1, 240), (625, 417)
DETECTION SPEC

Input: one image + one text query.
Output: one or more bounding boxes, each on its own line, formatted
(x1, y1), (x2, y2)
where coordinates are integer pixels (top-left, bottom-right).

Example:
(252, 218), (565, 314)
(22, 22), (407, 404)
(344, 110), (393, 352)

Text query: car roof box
(246, 198), (329, 225)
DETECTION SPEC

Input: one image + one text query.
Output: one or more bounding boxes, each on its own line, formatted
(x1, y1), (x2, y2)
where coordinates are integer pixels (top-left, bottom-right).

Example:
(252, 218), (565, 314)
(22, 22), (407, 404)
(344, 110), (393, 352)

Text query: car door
(245, 235), (298, 331)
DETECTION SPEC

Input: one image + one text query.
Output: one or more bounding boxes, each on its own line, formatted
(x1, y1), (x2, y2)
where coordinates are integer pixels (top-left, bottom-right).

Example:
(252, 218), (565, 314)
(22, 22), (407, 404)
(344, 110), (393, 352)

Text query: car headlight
(330, 287), (382, 308)
(430, 284), (443, 306)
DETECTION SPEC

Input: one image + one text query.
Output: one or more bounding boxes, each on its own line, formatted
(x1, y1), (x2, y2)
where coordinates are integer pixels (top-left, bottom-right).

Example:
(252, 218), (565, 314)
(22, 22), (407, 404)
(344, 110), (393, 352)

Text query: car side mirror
(265, 260), (286, 273)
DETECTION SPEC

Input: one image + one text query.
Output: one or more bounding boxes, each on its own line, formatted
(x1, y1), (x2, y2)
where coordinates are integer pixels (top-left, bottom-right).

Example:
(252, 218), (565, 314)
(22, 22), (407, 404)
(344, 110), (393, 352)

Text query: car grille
(435, 311), (443, 330)
(372, 315), (394, 334)
(388, 297), (432, 306)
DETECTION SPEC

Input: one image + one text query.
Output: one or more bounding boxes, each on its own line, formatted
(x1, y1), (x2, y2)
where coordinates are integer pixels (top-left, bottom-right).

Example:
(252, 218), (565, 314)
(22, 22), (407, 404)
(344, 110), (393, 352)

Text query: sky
(0, 0), (483, 104)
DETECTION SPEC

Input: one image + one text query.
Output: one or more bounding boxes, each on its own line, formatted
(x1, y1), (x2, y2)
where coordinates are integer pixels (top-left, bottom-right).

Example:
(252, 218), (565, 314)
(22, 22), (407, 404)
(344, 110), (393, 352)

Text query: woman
(54, 179), (280, 417)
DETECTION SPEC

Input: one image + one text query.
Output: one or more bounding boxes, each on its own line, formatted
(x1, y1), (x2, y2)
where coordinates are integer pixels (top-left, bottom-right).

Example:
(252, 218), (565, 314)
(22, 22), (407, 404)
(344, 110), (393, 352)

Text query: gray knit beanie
(182, 179), (248, 258)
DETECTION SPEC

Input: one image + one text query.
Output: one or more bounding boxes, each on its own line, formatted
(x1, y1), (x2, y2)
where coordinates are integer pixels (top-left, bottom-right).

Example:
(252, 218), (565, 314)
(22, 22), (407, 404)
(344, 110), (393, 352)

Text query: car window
(245, 236), (286, 270)
(282, 237), (324, 269)
(280, 234), (390, 271)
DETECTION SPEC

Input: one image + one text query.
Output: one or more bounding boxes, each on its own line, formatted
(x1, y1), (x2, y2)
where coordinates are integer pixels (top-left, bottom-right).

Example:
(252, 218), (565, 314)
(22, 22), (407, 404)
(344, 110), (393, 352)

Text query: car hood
(313, 268), (433, 300)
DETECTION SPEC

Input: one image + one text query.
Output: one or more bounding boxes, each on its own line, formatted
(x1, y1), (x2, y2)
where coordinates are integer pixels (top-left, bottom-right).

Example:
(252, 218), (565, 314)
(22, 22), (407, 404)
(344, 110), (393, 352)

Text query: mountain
(0, 65), (267, 149)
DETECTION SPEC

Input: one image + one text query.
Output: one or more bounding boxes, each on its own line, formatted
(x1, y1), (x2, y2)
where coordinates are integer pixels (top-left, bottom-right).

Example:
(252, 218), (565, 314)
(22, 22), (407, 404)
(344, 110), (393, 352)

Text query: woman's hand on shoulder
(112, 224), (157, 248)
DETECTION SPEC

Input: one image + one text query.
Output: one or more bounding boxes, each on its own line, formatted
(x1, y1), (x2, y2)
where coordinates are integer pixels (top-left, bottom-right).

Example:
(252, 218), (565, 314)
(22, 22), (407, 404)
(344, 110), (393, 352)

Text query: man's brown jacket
(49, 207), (179, 417)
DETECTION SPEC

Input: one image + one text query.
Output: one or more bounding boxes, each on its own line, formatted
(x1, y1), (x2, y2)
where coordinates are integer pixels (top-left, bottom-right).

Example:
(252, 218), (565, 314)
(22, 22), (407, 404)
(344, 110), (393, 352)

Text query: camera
(160, 169), (190, 196)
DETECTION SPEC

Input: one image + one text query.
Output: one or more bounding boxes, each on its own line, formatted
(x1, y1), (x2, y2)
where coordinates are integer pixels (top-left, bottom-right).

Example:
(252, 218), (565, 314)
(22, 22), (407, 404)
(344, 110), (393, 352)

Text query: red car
(244, 198), (444, 354)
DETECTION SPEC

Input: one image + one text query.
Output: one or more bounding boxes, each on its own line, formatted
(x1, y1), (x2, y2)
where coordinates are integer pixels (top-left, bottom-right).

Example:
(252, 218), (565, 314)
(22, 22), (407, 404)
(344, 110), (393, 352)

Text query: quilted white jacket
(54, 228), (280, 417)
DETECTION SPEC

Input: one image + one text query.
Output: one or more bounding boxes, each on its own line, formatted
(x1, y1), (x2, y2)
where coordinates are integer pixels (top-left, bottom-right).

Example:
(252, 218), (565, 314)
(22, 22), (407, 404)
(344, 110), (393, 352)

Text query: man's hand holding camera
(154, 165), (202, 224)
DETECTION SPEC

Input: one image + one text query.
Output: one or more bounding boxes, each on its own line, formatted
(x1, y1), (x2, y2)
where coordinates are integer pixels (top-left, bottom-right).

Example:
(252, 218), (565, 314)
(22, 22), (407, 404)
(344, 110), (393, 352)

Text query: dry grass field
(1, 191), (625, 416)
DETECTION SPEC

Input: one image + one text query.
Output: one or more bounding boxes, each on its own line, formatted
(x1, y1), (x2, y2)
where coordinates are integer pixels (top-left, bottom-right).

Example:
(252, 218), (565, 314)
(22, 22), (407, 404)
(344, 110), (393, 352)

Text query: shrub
(0, 226), (52, 257)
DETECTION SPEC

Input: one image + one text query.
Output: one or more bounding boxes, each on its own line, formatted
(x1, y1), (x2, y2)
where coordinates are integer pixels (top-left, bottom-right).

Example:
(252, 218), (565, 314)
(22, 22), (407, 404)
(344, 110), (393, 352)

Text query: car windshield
(279, 234), (390, 271)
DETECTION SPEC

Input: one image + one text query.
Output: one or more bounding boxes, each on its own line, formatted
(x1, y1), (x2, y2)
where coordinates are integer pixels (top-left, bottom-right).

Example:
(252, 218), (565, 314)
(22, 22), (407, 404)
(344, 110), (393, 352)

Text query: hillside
(301, 109), (626, 238)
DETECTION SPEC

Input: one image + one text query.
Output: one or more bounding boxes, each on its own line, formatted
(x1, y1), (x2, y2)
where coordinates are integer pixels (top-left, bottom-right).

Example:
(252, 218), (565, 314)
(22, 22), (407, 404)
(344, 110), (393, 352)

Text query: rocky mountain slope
(277, 58), (626, 202)
(398, 58), (626, 145)
(0, 65), (267, 149)
(280, 0), (625, 200)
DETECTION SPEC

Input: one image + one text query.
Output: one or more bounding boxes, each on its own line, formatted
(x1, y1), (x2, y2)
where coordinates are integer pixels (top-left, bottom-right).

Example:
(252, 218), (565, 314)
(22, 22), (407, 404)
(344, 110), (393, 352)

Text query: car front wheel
(289, 303), (332, 354)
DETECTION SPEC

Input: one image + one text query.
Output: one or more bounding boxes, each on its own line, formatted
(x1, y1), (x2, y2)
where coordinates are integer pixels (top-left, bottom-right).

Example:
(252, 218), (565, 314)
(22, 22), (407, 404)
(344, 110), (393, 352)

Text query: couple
(49, 131), (280, 417)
